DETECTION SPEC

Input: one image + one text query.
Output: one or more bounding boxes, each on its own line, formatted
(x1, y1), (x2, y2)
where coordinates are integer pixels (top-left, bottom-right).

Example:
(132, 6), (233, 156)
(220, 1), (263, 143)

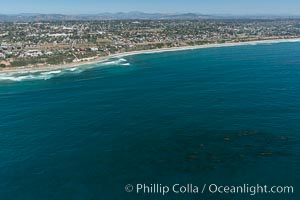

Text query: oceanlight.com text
(125, 183), (294, 196)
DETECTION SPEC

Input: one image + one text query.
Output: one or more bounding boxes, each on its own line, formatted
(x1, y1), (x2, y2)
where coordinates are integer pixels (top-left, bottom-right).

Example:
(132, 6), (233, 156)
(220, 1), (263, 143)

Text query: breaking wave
(100, 57), (129, 66)
(0, 57), (131, 82)
(68, 68), (77, 72)
(0, 70), (64, 82)
(41, 70), (62, 75)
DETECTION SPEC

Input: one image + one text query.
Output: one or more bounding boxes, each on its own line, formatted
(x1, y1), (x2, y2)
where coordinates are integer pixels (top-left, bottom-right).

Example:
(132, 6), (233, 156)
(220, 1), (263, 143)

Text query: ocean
(0, 42), (299, 199)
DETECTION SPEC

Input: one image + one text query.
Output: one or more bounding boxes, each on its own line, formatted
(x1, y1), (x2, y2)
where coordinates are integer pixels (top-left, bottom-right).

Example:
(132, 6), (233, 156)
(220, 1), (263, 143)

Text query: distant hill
(0, 12), (299, 22)
(0, 12), (216, 22)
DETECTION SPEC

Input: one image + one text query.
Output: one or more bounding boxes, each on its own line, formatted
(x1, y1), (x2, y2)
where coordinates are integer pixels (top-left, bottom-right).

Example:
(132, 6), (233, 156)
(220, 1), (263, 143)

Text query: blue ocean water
(0, 42), (300, 199)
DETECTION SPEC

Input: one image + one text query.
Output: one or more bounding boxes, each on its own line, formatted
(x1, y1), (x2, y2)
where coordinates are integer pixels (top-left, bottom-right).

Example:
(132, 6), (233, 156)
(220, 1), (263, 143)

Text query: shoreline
(1, 37), (300, 74)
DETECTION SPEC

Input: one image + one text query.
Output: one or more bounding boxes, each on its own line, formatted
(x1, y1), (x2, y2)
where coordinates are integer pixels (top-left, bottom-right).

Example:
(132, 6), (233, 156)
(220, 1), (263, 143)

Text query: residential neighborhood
(1, 19), (300, 67)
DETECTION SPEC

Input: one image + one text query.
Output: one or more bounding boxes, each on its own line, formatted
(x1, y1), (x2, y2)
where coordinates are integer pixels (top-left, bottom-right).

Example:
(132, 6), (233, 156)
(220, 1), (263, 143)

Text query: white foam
(102, 61), (118, 65)
(121, 63), (130, 66)
(41, 70), (62, 75)
(68, 67), (77, 72)
(0, 75), (30, 81)
(119, 58), (127, 62)
(0, 74), (49, 81)
(101, 58), (127, 66)
(0, 70), (62, 82)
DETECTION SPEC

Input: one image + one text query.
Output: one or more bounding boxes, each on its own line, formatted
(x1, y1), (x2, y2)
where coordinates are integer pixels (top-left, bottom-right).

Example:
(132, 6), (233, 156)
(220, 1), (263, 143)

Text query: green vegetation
(1, 20), (299, 68)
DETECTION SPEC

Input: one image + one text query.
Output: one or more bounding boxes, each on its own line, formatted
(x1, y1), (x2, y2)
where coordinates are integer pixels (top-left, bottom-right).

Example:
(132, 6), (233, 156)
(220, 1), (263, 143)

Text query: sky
(0, 0), (300, 15)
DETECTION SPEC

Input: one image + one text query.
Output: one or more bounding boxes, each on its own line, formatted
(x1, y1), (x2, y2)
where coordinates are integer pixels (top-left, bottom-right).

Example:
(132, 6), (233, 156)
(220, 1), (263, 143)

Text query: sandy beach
(1, 37), (300, 74)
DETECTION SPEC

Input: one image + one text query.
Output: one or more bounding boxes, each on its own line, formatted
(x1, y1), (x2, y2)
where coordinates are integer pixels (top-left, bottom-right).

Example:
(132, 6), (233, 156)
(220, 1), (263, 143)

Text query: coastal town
(1, 19), (300, 68)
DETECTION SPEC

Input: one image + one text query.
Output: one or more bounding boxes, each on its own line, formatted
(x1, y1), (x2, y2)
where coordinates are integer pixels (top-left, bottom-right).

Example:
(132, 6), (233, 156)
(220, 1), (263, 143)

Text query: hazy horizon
(1, 11), (300, 17)
(1, 0), (300, 15)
